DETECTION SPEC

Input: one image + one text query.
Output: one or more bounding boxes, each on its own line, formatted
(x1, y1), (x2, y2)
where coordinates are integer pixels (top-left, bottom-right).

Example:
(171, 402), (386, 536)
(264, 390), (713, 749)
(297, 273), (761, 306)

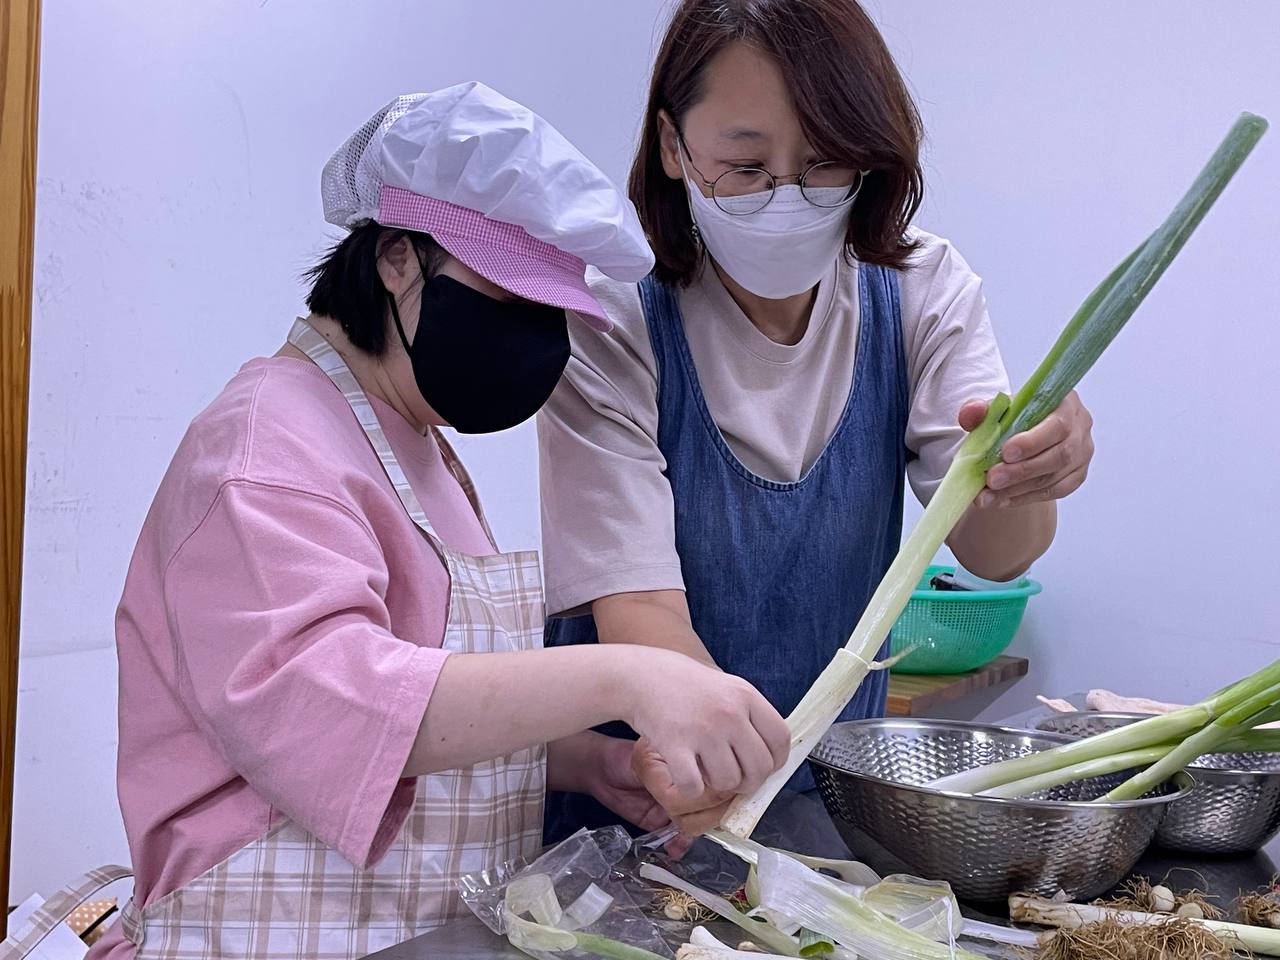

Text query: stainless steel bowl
(810, 718), (1193, 903)
(1034, 711), (1150, 739)
(1034, 712), (1280, 854)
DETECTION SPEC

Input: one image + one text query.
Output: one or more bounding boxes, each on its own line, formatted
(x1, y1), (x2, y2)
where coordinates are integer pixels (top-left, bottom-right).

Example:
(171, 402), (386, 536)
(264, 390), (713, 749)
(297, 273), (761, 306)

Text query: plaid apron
(115, 319), (547, 959)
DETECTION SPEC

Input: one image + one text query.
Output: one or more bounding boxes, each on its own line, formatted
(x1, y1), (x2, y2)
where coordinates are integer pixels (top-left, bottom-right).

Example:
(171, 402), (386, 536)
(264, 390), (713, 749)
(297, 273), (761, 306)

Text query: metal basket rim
(811, 717), (1196, 811)
(1033, 712), (1280, 779)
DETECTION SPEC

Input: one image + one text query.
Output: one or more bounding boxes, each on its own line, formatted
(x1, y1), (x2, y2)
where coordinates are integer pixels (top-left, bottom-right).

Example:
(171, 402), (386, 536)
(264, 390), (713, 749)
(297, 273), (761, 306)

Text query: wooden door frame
(1, 0), (42, 928)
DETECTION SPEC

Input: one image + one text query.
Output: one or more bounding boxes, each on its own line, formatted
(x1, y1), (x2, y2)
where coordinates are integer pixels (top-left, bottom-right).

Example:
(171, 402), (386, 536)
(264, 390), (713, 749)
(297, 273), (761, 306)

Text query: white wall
(883, 3), (1280, 723)
(16, 0), (1279, 901)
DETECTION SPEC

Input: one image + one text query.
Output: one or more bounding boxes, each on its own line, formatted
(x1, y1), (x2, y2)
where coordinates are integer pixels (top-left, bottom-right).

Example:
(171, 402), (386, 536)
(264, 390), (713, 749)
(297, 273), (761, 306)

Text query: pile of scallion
(721, 110), (1269, 838)
(930, 658), (1280, 800)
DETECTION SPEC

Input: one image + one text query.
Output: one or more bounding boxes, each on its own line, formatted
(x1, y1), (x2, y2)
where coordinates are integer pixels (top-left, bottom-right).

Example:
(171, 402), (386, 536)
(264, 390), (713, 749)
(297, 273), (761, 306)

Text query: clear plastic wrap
(459, 827), (673, 960)
(755, 848), (984, 960)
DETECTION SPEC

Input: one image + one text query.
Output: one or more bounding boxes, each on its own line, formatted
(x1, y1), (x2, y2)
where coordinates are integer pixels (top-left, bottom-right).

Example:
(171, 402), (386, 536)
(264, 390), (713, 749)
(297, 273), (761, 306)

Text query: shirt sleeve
(901, 232), (1012, 505)
(537, 275), (686, 616)
(164, 478), (450, 868)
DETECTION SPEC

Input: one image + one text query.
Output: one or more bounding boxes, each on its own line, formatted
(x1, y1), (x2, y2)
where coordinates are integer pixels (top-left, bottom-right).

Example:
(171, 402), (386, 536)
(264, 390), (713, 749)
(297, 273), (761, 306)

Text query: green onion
(720, 111), (1268, 838)
(677, 927), (796, 960)
(754, 848), (985, 960)
(1009, 894), (1280, 956)
(637, 862), (802, 957)
(501, 874), (669, 960)
(973, 745), (1175, 799)
(928, 659), (1280, 798)
(1103, 684), (1280, 800)
(705, 830), (882, 887)
(797, 928), (834, 957)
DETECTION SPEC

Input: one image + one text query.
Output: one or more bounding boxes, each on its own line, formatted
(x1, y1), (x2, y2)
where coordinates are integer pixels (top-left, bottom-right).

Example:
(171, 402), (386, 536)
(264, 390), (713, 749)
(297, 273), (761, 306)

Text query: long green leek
(721, 111), (1268, 838)
(928, 658), (1280, 797)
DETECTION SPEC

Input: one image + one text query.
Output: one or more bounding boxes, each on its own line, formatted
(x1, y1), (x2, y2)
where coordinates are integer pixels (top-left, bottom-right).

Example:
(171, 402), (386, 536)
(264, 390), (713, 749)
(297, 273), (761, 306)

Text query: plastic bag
(459, 827), (673, 960)
(861, 876), (964, 943)
(756, 848), (971, 960)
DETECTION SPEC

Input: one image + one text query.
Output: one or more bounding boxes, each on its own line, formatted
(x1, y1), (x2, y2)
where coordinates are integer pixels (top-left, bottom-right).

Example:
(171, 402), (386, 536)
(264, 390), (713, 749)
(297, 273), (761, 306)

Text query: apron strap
(287, 318), (446, 544)
(1, 865), (132, 959)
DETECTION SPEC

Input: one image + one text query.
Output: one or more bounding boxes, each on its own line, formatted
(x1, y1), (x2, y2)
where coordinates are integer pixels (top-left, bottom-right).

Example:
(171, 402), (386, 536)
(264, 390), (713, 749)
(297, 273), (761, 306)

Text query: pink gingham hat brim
(377, 186), (612, 331)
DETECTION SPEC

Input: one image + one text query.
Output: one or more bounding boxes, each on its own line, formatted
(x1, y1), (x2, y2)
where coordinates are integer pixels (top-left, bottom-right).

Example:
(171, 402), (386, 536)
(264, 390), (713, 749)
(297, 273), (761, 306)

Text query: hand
(619, 648), (790, 806)
(960, 390), (1094, 509)
(631, 737), (732, 844)
(585, 736), (672, 833)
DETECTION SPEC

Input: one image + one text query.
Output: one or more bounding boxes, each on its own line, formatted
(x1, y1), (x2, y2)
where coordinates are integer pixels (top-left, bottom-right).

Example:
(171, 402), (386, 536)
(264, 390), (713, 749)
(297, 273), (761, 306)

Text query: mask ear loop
(674, 139), (704, 248)
(386, 239), (433, 357)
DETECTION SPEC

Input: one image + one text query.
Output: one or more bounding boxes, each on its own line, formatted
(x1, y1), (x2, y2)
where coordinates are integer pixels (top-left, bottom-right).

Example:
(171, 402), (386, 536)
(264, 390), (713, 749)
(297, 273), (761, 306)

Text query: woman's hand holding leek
(948, 390), (1093, 581)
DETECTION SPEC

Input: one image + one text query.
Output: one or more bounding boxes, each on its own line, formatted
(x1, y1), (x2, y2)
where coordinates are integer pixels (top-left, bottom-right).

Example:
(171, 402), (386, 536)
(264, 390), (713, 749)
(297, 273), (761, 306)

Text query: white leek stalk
(1009, 894), (1280, 957)
(974, 745), (1175, 798)
(637, 862), (801, 957)
(704, 830), (881, 887)
(676, 926), (793, 960)
(755, 848), (985, 960)
(677, 926), (855, 960)
(721, 111), (1269, 838)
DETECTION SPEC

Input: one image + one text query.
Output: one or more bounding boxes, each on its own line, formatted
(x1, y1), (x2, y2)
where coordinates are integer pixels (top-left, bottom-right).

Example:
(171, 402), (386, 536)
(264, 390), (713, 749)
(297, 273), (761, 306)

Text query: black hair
(304, 222), (443, 356)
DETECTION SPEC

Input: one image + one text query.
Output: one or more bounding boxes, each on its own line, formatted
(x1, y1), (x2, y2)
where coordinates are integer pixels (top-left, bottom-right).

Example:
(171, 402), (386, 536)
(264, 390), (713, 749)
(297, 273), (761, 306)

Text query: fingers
(1005, 465), (1089, 508)
(699, 744), (747, 795)
(1000, 411), (1071, 466)
(977, 391), (1093, 508)
(957, 399), (990, 432)
(732, 729), (778, 794)
(674, 800), (731, 838)
(634, 800), (672, 834)
(750, 700), (792, 769)
(984, 441), (1073, 498)
(663, 749), (707, 802)
(664, 833), (696, 861)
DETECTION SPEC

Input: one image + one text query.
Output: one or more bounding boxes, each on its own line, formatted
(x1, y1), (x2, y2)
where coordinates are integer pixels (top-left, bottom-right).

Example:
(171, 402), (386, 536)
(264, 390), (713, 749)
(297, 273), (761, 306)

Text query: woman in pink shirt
(76, 84), (789, 960)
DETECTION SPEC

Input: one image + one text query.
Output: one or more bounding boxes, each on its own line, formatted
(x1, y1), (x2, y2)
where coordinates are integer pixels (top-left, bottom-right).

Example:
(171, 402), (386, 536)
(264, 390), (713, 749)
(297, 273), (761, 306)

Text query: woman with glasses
(538, 0), (1097, 842)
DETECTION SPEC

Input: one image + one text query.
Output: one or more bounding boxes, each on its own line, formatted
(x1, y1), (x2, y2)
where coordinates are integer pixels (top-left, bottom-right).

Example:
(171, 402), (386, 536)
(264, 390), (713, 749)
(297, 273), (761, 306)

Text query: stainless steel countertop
(367, 702), (1280, 959)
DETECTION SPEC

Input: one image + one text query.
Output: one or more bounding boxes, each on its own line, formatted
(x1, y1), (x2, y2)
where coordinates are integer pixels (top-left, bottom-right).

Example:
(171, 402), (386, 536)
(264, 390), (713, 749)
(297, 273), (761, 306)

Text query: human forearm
(592, 590), (718, 668)
(947, 499), (1056, 581)
(403, 646), (637, 776)
(402, 641), (788, 796)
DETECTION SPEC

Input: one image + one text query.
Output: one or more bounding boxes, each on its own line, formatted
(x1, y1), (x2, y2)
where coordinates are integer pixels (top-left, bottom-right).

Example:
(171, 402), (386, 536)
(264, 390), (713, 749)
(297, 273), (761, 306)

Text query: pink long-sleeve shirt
(92, 355), (495, 959)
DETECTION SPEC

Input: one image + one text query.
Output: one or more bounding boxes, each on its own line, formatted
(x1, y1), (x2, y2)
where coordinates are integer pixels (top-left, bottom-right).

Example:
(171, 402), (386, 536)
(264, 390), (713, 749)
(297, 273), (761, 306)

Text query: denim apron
(544, 264), (909, 843)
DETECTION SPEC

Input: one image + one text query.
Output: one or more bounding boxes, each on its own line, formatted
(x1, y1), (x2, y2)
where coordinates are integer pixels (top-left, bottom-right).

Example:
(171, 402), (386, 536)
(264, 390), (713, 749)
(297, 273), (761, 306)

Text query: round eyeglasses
(678, 135), (869, 215)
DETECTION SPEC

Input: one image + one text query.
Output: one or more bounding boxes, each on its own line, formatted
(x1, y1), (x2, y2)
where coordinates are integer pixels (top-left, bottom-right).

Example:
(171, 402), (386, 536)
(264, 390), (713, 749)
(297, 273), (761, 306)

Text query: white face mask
(680, 154), (861, 300)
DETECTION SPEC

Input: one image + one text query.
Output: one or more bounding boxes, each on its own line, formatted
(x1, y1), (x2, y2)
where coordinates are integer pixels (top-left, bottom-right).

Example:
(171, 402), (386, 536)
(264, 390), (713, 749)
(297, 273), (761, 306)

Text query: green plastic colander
(887, 565), (1041, 675)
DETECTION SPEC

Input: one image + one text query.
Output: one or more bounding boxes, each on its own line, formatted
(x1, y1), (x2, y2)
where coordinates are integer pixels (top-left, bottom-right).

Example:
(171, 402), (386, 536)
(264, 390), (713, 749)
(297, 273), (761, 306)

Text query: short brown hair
(630, 0), (924, 287)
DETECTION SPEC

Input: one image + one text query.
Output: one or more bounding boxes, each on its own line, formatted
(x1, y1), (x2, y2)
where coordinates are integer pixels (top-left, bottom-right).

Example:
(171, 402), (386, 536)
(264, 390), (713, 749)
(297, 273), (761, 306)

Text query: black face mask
(392, 274), (570, 434)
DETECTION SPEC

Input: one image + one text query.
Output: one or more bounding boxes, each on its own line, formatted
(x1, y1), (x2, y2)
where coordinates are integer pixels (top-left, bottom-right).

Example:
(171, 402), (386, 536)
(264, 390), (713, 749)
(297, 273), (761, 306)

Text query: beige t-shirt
(537, 229), (1010, 616)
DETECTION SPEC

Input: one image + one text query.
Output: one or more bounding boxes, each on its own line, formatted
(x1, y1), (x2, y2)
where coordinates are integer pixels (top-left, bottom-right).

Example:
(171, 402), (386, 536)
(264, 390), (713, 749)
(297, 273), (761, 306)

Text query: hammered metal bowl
(1034, 711), (1149, 739)
(1035, 712), (1280, 854)
(810, 718), (1193, 903)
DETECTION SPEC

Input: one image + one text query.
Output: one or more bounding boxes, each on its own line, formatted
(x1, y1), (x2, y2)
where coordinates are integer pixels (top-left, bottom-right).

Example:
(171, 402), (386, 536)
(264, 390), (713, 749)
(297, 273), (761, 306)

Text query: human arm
(902, 234), (1092, 580)
(590, 590), (718, 668)
(404, 642), (787, 797)
(169, 480), (785, 868)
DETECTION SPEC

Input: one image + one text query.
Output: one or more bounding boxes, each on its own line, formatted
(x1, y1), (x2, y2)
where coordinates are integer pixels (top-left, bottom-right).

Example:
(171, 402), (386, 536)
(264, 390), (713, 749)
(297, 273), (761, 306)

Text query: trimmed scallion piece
(719, 111), (1268, 838)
